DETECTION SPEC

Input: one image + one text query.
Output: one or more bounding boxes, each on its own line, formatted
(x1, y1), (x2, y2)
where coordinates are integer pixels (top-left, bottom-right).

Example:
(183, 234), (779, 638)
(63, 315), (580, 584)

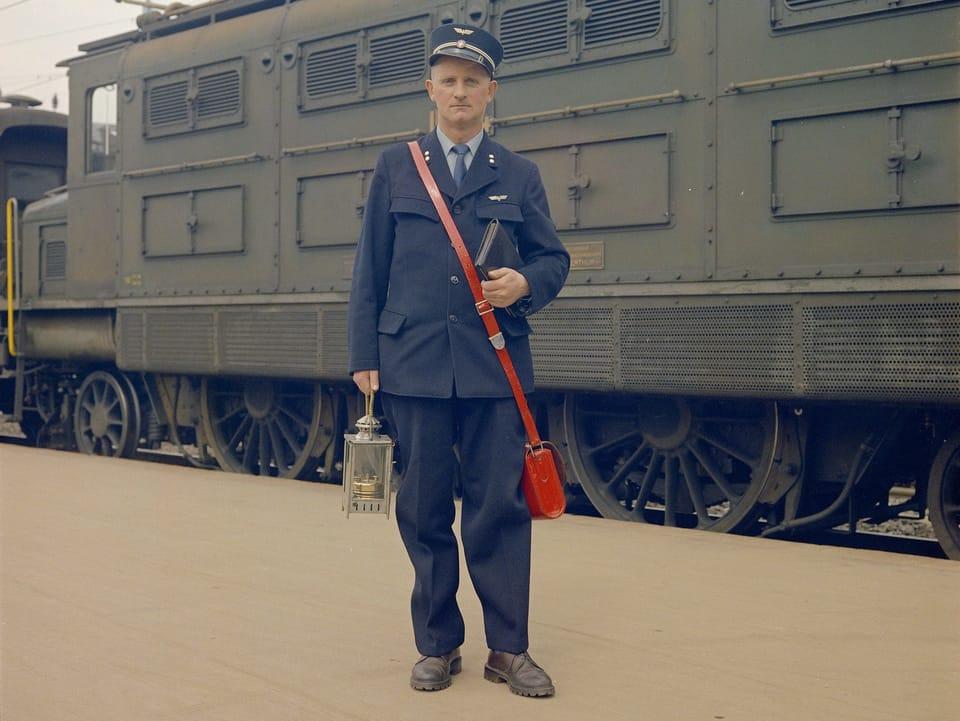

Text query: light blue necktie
(451, 143), (469, 189)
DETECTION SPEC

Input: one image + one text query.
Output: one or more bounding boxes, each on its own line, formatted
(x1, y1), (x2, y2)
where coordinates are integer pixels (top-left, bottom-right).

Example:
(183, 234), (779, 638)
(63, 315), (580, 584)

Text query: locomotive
(2, 0), (958, 559)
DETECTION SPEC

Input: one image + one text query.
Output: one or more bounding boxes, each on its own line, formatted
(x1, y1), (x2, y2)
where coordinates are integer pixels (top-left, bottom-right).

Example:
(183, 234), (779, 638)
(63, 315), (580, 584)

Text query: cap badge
(453, 27), (475, 35)
(456, 39), (466, 48)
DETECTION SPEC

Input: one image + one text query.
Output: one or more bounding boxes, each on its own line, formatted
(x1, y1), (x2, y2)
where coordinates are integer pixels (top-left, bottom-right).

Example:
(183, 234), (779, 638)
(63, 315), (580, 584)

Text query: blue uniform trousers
(381, 391), (531, 656)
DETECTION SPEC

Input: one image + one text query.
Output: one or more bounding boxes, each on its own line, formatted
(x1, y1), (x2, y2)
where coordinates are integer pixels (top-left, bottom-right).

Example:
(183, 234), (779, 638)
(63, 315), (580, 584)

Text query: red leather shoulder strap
(406, 140), (541, 446)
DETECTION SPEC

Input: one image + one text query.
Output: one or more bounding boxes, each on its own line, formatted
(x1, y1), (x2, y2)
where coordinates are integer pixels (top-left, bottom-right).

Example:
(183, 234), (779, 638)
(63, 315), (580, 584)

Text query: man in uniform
(347, 22), (569, 697)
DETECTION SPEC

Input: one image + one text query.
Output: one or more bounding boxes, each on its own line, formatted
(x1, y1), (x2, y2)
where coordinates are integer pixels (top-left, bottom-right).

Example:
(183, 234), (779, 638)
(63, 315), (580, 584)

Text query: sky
(0, 0), (146, 113)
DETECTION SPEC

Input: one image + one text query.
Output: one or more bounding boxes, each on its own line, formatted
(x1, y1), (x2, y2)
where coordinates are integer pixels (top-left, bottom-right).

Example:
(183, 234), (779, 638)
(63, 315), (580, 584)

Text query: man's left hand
(481, 268), (530, 308)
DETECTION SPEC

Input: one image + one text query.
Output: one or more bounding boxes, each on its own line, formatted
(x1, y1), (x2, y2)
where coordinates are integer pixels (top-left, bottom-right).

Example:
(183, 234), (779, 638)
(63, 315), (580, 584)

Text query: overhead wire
(0, 18), (136, 47)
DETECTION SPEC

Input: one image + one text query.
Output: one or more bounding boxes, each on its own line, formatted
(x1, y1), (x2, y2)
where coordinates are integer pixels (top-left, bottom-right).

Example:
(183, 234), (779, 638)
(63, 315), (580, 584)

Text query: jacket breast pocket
(390, 195), (439, 223)
(377, 308), (407, 335)
(476, 200), (524, 225)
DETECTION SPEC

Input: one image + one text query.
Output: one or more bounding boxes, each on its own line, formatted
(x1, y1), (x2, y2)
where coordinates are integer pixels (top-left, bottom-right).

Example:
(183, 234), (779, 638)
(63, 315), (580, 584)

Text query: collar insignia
(488, 194), (508, 201)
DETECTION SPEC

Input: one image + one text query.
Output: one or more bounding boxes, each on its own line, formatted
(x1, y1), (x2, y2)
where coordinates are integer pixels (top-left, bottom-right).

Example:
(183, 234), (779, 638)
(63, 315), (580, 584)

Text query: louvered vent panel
(529, 306), (616, 388)
(305, 44), (358, 97)
(584, 0), (662, 46)
(501, 0), (568, 61)
(145, 311), (216, 370)
(801, 302), (960, 401)
(197, 70), (240, 118)
(43, 240), (66, 280)
(370, 30), (425, 87)
(221, 310), (318, 373)
(620, 305), (795, 394)
(149, 80), (190, 126)
(320, 309), (349, 377)
(118, 311), (145, 370)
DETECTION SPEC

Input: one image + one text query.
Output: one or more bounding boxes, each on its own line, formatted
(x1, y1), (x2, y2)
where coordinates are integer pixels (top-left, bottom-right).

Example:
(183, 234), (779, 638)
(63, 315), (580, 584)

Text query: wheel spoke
(241, 424), (257, 472)
(227, 415), (252, 452)
(605, 442), (648, 488)
(106, 428), (121, 451)
(274, 414), (304, 458)
(663, 456), (678, 527)
(279, 405), (311, 431)
(586, 430), (643, 457)
(696, 429), (758, 467)
(215, 404), (245, 427)
(679, 450), (710, 526)
(255, 422), (268, 474)
(266, 420), (288, 471)
(686, 440), (741, 503)
(632, 451), (662, 514)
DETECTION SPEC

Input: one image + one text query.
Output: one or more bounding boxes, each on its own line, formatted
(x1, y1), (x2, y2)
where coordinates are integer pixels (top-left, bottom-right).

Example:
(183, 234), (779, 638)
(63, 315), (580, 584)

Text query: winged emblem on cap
(453, 27), (475, 35)
(488, 195), (509, 201)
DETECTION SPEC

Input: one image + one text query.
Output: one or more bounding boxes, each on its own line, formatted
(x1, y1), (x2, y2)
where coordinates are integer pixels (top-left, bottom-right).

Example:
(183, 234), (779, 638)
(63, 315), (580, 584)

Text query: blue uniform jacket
(347, 129), (570, 398)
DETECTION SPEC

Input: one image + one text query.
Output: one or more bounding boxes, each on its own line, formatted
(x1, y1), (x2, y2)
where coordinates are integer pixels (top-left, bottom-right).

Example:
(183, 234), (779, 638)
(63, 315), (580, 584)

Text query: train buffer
(1, 444), (957, 721)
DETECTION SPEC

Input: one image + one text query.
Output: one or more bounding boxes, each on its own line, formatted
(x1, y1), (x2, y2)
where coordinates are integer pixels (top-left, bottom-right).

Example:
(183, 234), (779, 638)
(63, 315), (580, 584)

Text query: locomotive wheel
(928, 429), (960, 561)
(74, 370), (141, 458)
(200, 377), (334, 479)
(563, 393), (780, 532)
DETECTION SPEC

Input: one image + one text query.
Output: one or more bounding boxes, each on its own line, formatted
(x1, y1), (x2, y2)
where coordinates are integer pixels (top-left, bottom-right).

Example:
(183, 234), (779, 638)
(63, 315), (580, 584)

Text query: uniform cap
(428, 23), (503, 77)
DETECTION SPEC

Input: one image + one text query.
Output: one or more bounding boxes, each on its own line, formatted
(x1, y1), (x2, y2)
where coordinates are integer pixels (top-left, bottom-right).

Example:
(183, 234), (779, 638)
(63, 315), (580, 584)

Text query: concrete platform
(1, 444), (958, 721)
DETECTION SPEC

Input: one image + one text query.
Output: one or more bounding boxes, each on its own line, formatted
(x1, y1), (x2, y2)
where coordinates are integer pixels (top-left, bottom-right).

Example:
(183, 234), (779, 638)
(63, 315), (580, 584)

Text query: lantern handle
(365, 389), (375, 419)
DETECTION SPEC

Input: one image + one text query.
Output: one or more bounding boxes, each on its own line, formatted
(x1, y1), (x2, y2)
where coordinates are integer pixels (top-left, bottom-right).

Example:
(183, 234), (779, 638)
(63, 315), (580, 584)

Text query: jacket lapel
(418, 130), (458, 201)
(454, 133), (500, 204)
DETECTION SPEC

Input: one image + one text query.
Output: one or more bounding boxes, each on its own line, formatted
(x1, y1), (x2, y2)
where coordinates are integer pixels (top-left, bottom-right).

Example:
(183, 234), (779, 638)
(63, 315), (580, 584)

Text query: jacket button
(450, 275), (460, 285)
(453, 205), (462, 214)
(448, 314), (458, 323)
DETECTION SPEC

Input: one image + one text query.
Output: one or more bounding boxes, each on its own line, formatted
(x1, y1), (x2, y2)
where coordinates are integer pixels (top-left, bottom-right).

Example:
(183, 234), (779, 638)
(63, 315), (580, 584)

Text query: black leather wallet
(474, 219), (525, 317)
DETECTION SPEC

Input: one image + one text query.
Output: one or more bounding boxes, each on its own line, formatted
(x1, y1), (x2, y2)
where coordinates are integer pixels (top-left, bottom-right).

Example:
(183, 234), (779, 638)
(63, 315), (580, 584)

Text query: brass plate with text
(566, 241), (604, 271)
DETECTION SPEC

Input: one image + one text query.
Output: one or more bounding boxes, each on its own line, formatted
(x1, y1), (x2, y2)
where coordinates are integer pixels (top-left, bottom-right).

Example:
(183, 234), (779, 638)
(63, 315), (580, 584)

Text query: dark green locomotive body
(4, 0), (959, 556)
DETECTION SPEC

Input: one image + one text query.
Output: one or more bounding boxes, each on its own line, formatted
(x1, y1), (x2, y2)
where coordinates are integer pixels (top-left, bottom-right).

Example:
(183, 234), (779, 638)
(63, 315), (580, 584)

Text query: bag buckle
(475, 299), (494, 316)
(488, 332), (505, 350)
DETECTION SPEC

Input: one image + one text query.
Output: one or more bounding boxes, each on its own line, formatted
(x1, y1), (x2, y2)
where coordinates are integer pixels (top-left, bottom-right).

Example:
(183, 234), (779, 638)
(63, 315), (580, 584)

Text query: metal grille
(369, 30), (425, 87)
(145, 311), (216, 370)
(221, 310), (318, 372)
(43, 240), (66, 280)
(529, 307), (616, 388)
(148, 80), (190, 126)
(801, 302), (960, 401)
(196, 70), (240, 119)
(620, 305), (795, 394)
(320, 309), (349, 377)
(118, 311), (145, 369)
(305, 44), (358, 97)
(584, 0), (662, 46)
(501, 0), (568, 61)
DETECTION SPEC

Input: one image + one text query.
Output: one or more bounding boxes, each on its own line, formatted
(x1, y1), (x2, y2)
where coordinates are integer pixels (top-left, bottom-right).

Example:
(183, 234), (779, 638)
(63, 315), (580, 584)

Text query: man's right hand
(352, 370), (380, 395)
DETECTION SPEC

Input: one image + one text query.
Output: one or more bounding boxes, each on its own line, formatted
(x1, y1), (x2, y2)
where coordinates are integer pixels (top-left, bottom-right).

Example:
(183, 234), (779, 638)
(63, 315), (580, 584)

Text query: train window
(299, 16), (429, 112)
(4, 163), (64, 205)
(87, 83), (118, 174)
(144, 59), (244, 139)
(495, 0), (669, 76)
(773, 0), (951, 29)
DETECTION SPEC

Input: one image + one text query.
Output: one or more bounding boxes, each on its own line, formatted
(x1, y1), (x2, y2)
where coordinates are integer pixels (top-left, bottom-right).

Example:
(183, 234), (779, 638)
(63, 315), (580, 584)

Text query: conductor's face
(426, 56), (498, 136)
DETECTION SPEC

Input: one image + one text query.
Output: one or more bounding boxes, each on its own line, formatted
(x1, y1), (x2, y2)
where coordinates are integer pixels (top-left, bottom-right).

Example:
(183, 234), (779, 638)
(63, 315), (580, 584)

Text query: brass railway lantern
(342, 391), (395, 518)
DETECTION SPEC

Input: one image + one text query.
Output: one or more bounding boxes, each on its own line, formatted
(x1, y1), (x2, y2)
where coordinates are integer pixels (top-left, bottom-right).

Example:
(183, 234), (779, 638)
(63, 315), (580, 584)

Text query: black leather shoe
(484, 650), (555, 697)
(410, 648), (462, 691)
